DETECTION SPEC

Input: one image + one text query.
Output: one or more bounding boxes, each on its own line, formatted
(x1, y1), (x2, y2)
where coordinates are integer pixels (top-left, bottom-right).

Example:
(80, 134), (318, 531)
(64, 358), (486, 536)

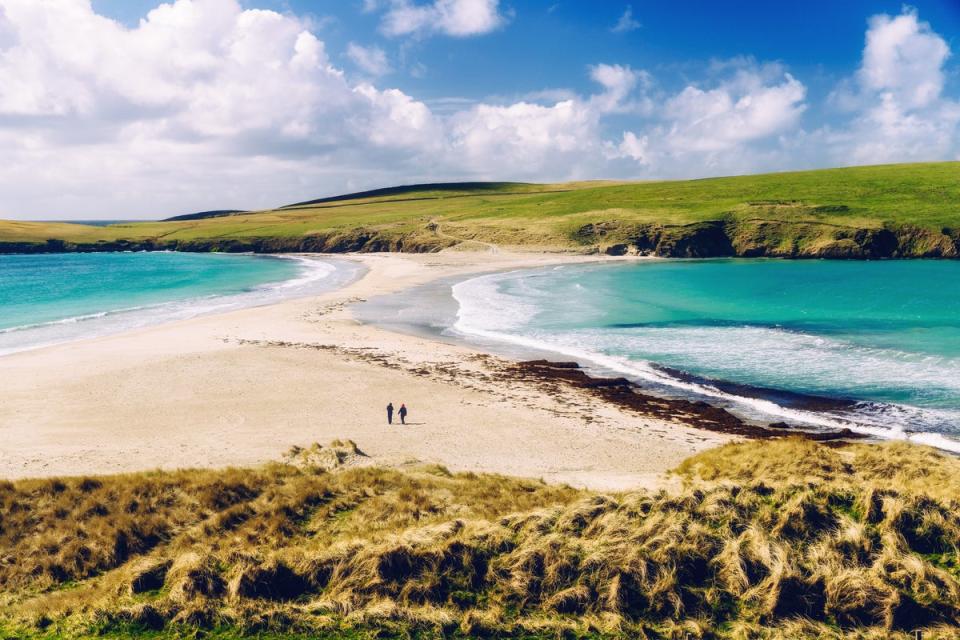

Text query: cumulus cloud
(379, 0), (504, 38)
(0, 0), (439, 217)
(449, 100), (593, 173)
(859, 8), (949, 109)
(0, 1), (811, 217)
(443, 64), (647, 178)
(589, 64), (641, 108)
(0, 2), (957, 219)
(347, 42), (392, 76)
(613, 131), (649, 164)
(609, 8), (960, 176)
(823, 7), (959, 165)
(660, 70), (806, 153)
(594, 59), (808, 178)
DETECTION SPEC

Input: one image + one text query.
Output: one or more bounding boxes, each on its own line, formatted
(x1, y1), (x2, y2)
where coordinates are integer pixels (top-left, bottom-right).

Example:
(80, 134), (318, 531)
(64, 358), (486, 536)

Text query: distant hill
(163, 209), (247, 222)
(2, 162), (959, 258)
(281, 181), (531, 208)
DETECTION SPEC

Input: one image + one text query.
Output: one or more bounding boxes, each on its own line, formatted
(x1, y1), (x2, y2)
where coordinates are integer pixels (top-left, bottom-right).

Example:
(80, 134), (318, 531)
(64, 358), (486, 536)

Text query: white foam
(907, 431), (960, 454)
(452, 270), (541, 333)
(450, 268), (960, 453)
(273, 256), (337, 288)
(0, 255), (358, 357)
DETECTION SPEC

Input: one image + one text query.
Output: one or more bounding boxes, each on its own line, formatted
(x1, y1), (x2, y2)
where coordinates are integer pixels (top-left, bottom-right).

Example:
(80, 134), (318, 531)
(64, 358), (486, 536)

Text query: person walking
(398, 403), (408, 425)
(386, 402), (394, 425)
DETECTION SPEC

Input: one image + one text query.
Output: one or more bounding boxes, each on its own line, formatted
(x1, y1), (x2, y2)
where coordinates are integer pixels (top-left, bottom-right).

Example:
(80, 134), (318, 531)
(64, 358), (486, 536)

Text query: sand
(0, 251), (733, 491)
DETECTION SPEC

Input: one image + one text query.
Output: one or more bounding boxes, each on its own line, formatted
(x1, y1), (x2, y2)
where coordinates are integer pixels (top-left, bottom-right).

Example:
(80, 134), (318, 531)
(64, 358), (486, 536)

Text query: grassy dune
(2, 162), (959, 257)
(2, 439), (960, 639)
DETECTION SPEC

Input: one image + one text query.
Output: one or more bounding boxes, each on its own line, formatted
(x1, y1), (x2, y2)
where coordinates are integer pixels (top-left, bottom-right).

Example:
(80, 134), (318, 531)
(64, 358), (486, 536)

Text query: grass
(1, 162), (959, 256)
(2, 439), (960, 639)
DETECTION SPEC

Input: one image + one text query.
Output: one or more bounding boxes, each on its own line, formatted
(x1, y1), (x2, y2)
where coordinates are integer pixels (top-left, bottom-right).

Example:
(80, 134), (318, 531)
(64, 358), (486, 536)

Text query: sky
(0, 1), (958, 219)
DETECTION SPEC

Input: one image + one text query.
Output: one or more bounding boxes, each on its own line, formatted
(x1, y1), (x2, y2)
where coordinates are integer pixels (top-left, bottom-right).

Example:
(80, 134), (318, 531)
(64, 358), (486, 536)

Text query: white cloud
(598, 62), (808, 177)
(614, 131), (649, 164)
(590, 64), (637, 100)
(611, 6), (641, 34)
(380, 0), (504, 38)
(449, 100), (593, 173)
(347, 42), (391, 76)
(587, 63), (651, 115)
(0, 0), (439, 217)
(0, 1), (811, 217)
(443, 65), (646, 178)
(353, 83), (441, 149)
(859, 8), (949, 109)
(823, 7), (959, 165)
(661, 71), (806, 153)
(0, 2), (958, 219)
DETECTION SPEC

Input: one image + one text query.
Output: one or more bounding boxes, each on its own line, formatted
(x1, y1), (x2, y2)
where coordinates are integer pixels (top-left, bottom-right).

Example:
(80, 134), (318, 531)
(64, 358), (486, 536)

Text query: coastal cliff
(595, 219), (960, 259)
(2, 162), (958, 258)
(3, 218), (958, 259)
(0, 228), (459, 255)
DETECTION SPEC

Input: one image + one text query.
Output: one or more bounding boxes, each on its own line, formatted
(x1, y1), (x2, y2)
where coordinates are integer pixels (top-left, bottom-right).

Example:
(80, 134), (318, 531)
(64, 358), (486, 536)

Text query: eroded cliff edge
(3, 218), (959, 258)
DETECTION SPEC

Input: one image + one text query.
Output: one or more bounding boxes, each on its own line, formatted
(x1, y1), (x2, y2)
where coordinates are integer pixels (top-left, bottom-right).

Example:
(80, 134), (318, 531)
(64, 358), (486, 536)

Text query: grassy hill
(1, 162), (959, 257)
(2, 439), (960, 639)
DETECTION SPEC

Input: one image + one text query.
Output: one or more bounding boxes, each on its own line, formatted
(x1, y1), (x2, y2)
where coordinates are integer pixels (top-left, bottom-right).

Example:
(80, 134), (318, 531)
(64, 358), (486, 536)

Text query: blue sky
(92, 1), (960, 104)
(2, 0), (959, 218)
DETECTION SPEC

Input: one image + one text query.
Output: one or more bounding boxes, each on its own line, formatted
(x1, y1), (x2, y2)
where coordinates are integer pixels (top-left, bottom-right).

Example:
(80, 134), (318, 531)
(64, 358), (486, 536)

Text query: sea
(356, 259), (960, 452)
(0, 252), (363, 355)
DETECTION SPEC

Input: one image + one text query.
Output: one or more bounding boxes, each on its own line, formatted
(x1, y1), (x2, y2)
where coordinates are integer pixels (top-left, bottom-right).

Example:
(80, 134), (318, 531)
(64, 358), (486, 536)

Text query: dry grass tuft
(2, 438), (960, 638)
(676, 438), (960, 500)
(283, 439), (368, 471)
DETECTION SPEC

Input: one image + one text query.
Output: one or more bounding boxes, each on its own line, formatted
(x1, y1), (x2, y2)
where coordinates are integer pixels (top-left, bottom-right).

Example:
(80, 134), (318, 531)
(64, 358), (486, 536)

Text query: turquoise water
(0, 252), (352, 354)
(451, 260), (960, 447)
(0, 253), (298, 331)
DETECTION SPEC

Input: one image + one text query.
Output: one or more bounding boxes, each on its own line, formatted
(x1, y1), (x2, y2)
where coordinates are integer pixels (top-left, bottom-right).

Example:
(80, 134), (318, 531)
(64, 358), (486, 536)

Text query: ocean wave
(560, 325), (960, 406)
(273, 256), (337, 289)
(450, 267), (960, 453)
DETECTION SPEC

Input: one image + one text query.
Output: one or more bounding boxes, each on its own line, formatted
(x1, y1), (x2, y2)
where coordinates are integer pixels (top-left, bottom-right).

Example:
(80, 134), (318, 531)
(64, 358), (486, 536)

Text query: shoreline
(0, 250), (735, 491)
(0, 253), (364, 357)
(509, 360), (868, 442)
(357, 259), (958, 449)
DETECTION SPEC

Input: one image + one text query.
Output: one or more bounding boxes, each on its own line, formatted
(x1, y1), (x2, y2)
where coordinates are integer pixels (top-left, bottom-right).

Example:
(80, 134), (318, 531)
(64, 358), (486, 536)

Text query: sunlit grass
(2, 439), (960, 638)
(2, 162), (958, 253)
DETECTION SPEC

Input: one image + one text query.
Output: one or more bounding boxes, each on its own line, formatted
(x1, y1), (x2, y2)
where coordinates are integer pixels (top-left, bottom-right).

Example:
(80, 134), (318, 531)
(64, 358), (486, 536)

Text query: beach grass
(1, 162), (959, 256)
(2, 438), (960, 639)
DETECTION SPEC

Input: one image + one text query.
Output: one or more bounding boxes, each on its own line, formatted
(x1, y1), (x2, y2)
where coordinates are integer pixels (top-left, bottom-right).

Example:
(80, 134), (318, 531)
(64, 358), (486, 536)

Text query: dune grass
(2, 439), (960, 639)
(1, 162), (958, 255)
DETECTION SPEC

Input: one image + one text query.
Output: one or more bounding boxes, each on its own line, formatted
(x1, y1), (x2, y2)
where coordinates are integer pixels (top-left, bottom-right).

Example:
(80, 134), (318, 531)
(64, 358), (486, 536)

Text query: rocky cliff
(2, 219), (958, 258)
(594, 220), (960, 259)
(0, 228), (458, 255)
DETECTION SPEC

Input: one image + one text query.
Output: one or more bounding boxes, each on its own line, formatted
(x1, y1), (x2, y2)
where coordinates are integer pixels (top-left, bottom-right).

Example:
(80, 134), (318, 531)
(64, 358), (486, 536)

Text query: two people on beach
(386, 402), (408, 425)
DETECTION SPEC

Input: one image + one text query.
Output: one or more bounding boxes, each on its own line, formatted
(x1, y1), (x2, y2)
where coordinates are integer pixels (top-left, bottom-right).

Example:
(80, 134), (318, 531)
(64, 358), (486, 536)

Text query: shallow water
(439, 260), (960, 450)
(0, 252), (361, 355)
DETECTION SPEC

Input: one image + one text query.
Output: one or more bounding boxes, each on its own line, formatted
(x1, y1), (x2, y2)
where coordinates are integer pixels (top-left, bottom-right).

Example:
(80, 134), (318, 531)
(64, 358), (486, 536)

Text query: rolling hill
(1, 162), (959, 258)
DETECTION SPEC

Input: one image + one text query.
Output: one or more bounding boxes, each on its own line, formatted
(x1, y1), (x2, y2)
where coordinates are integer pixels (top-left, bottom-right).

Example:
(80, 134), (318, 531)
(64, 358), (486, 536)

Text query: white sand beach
(0, 251), (732, 490)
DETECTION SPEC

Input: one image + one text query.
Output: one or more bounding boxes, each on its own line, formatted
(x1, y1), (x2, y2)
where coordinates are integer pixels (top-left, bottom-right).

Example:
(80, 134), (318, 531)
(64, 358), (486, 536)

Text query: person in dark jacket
(398, 403), (408, 425)
(387, 402), (394, 425)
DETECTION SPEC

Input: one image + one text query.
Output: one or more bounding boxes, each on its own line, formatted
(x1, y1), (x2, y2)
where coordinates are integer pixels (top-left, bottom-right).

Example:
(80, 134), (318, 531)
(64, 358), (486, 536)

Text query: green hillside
(2, 162), (959, 257)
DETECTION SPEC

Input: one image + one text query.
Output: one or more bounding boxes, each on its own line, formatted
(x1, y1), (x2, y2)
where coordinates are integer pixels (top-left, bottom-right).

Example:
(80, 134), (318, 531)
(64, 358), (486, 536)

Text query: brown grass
(675, 438), (960, 500)
(2, 439), (960, 639)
